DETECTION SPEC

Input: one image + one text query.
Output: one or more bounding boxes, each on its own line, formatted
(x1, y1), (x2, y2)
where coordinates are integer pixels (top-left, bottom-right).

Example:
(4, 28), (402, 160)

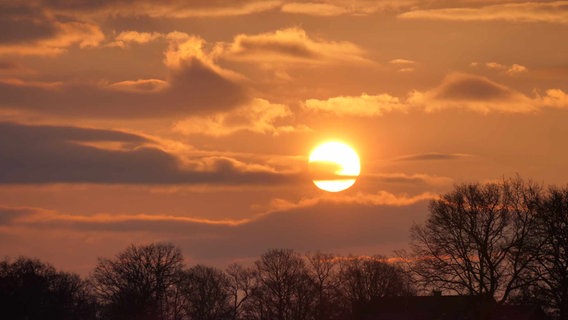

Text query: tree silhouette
(408, 177), (542, 303)
(226, 263), (255, 320)
(305, 252), (343, 320)
(338, 255), (415, 317)
(179, 264), (232, 320)
(243, 249), (317, 320)
(0, 257), (96, 320)
(533, 186), (568, 320)
(91, 243), (184, 320)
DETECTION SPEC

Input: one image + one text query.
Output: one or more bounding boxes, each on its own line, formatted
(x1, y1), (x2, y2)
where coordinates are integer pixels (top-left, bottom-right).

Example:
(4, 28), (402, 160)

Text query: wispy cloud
(219, 27), (371, 65)
(0, 190), (433, 260)
(399, 1), (568, 24)
(0, 32), (249, 118)
(281, 0), (416, 16)
(470, 61), (528, 76)
(369, 173), (454, 187)
(173, 98), (309, 136)
(42, 0), (282, 18)
(393, 152), (474, 162)
(303, 73), (568, 116)
(0, 122), (303, 185)
(0, 2), (104, 56)
(107, 31), (162, 48)
(304, 93), (405, 116)
(408, 73), (568, 113)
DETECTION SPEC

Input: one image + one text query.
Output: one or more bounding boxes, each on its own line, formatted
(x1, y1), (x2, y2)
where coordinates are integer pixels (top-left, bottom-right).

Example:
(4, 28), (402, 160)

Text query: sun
(308, 141), (361, 192)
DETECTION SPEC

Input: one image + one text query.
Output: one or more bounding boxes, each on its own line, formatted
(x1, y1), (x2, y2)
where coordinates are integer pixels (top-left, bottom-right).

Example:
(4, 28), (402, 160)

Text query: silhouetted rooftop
(354, 294), (548, 320)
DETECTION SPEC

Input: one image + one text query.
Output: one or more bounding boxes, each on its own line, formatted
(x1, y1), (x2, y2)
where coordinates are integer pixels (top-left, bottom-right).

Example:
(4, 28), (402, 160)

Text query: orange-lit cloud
(304, 93), (405, 116)
(42, 0), (282, 18)
(269, 191), (436, 211)
(281, 0), (416, 16)
(470, 62), (528, 75)
(408, 73), (568, 113)
(107, 31), (162, 48)
(0, 60), (35, 76)
(369, 173), (454, 187)
(173, 98), (308, 136)
(393, 152), (473, 162)
(303, 73), (568, 116)
(0, 191), (432, 262)
(0, 32), (249, 117)
(0, 2), (104, 56)
(108, 79), (169, 93)
(399, 1), (568, 24)
(0, 122), (303, 185)
(390, 59), (416, 73)
(389, 58), (415, 65)
(219, 27), (371, 65)
(538, 89), (568, 109)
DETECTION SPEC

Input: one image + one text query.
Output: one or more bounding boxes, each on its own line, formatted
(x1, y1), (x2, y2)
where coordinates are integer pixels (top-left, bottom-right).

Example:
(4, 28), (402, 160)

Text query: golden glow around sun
(309, 141), (361, 192)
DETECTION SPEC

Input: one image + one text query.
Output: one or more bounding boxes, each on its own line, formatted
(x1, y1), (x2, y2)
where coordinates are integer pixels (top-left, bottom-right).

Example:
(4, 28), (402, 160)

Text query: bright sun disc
(309, 141), (361, 192)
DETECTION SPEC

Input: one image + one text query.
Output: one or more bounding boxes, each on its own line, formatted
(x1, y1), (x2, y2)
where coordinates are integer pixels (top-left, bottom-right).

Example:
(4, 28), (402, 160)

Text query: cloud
(0, 191), (433, 260)
(471, 62), (528, 75)
(280, 2), (349, 16)
(0, 122), (302, 185)
(107, 31), (162, 48)
(538, 89), (568, 109)
(388, 59), (416, 72)
(38, 0), (415, 18)
(304, 93), (405, 116)
(368, 173), (454, 187)
(40, 0), (282, 18)
(389, 58), (415, 65)
(108, 79), (169, 93)
(408, 73), (568, 113)
(0, 206), (41, 225)
(0, 33), (249, 118)
(281, 0), (416, 16)
(408, 73), (537, 113)
(0, 2), (104, 56)
(393, 152), (473, 161)
(173, 98), (308, 136)
(0, 60), (34, 75)
(269, 191), (436, 211)
(219, 27), (370, 65)
(399, 1), (568, 24)
(303, 73), (568, 116)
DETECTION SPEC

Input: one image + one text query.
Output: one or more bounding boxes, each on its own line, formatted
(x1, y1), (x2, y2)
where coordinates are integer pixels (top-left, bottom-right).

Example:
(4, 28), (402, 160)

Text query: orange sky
(1, 0), (567, 275)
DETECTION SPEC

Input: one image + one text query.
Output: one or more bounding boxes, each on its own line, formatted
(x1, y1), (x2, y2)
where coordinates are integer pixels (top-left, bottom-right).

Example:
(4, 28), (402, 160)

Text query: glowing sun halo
(309, 141), (361, 192)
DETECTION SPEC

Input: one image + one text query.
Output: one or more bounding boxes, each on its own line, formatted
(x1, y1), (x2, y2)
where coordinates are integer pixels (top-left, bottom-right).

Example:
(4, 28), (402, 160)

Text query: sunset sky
(1, 0), (568, 275)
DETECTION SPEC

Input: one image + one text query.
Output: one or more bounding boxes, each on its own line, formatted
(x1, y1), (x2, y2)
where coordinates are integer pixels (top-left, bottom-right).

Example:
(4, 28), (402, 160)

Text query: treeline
(1, 246), (413, 320)
(406, 177), (568, 320)
(1, 177), (567, 320)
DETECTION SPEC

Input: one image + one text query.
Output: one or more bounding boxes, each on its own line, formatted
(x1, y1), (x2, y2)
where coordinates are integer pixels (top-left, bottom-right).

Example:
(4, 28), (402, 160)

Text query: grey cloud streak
(0, 198), (430, 260)
(0, 122), (302, 185)
(393, 152), (473, 162)
(0, 3), (58, 45)
(0, 59), (248, 118)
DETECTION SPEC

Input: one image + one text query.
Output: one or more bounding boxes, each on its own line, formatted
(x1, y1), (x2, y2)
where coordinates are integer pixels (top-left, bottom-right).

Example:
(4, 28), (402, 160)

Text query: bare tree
(91, 243), (184, 320)
(243, 249), (316, 320)
(408, 177), (542, 303)
(305, 251), (342, 320)
(0, 257), (96, 320)
(338, 255), (415, 313)
(226, 263), (255, 320)
(179, 265), (232, 320)
(533, 186), (568, 320)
